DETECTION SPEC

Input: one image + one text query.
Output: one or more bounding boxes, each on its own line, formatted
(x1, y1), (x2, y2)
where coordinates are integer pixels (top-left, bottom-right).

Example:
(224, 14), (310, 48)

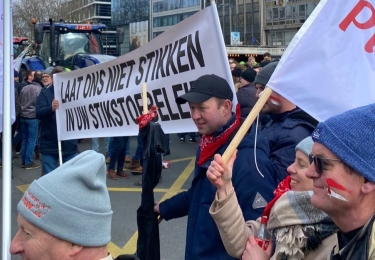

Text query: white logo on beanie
(312, 128), (320, 140)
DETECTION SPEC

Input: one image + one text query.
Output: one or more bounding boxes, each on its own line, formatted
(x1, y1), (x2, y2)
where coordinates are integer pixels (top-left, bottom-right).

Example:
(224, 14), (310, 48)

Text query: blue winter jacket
(159, 116), (277, 260)
(259, 107), (317, 184)
(36, 85), (78, 155)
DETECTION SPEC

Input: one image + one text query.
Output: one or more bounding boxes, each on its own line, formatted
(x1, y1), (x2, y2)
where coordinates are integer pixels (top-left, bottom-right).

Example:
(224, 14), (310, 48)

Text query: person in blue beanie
(10, 150), (139, 260)
(305, 103), (375, 259)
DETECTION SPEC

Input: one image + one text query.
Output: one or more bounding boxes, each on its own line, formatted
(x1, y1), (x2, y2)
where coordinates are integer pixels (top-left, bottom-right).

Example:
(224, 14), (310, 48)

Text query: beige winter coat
(209, 189), (338, 260)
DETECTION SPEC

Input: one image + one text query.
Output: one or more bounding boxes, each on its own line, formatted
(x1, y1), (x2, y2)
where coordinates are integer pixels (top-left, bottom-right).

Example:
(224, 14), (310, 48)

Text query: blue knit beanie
(311, 104), (375, 182)
(17, 150), (112, 246)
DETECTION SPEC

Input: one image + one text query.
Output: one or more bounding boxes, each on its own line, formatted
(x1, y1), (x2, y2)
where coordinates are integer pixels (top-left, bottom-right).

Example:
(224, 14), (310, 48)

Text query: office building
(111, 0), (150, 55)
(264, 0), (320, 47)
(67, 0), (118, 56)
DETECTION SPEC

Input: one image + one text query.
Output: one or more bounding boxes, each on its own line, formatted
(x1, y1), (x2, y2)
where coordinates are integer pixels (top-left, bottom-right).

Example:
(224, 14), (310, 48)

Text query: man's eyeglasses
(309, 154), (341, 174)
(42, 75), (50, 79)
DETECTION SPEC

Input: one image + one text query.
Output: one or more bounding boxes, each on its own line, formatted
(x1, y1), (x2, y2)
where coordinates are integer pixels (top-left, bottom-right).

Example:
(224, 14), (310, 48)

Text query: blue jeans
(107, 137), (130, 159)
(132, 134), (143, 165)
(92, 137), (110, 155)
(41, 153), (78, 175)
(108, 136), (128, 171)
(125, 137), (130, 156)
(107, 137), (113, 158)
(165, 134), (170, 152)
(20, 118), (38, 165)
(12, 129), (22, 147)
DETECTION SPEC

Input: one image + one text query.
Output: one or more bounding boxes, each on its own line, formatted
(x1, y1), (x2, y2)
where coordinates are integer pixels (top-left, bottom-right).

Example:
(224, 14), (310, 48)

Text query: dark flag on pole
(251, 35), (257, 45)
(136, 106), (166, 260)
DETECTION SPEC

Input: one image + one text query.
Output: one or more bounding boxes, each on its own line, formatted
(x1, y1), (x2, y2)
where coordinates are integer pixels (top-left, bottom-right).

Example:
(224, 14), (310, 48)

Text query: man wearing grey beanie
(306, 103), (375, 259)
(10, 150), (139, 260)
(254, 62), (318, 184)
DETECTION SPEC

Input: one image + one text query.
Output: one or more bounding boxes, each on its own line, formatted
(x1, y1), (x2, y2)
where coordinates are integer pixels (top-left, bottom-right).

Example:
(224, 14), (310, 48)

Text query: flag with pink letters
(267, 0), (375, 122)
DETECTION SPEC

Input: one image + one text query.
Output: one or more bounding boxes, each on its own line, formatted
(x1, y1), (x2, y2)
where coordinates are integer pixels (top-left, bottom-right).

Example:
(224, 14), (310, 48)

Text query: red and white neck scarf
(197, 104), (241, 166)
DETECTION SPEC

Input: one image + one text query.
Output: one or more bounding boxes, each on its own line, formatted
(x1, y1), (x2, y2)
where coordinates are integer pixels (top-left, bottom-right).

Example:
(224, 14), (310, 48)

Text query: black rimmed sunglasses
(309, 154), (341, 174)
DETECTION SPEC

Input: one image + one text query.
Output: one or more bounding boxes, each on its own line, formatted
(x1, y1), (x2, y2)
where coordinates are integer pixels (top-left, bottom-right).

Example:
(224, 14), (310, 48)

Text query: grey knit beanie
(42, 66), (54, 76)
(17, 150), (112, 246)
(295, 137), (314, 157)
(254, 61), (278, 86)
(311, 104), (375, 182)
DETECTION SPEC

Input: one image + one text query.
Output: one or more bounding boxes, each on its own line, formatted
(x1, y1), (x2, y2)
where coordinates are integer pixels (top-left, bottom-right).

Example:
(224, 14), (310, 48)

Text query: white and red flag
(267, 0), (375, 121)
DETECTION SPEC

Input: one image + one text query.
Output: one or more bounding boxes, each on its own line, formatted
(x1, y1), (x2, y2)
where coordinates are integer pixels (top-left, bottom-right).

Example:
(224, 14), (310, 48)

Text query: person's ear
(223, 100), (232, 113)
(361, 178), (375, 194)
(68, 243), (83, 257)
(224, 99), (232, 110)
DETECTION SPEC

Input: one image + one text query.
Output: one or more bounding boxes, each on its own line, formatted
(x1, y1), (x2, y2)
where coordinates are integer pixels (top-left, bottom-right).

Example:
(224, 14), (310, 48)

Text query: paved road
(0, 135), (199, 259)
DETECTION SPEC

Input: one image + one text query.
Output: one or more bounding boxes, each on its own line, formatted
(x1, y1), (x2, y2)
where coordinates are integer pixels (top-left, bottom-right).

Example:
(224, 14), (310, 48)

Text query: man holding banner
(36, 66), (78, 174)
(154, 74), (277, 259)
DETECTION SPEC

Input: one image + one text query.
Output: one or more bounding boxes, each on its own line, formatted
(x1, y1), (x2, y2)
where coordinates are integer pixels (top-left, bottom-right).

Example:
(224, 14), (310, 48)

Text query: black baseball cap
(176, 74), (233, 104)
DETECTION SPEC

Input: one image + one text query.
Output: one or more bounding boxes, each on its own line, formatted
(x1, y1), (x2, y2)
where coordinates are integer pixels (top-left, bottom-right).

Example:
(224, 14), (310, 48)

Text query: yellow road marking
(16, 184), (29, 193)
(108, 188), (186, 192)
(17, 185), (187, 194)
(108, 157), (196, 256)
(15, 157), (195, 194)
(15, 156), (196, 257)
(167, 156), (195, 163)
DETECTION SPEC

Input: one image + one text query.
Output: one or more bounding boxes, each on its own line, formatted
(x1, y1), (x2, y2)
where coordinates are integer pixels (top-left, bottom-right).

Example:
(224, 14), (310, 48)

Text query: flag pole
(222, 87), (272, 164)
(207, 0), (272, 164)
(2, 0), (13, 258)
(142, 83), (148, 114)
(58, 140), (63, 166)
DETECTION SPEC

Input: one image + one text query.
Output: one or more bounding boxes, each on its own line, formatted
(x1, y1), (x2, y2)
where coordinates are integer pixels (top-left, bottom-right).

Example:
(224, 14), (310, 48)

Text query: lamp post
(251, 0), (255, 44)
(222, 2), (225, 43)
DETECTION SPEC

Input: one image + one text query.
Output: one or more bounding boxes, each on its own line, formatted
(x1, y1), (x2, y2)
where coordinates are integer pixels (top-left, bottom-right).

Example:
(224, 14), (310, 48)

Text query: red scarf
(136, 105), (158, 129)
(261, 176), (291, 222)
(197, 104), (241, 166)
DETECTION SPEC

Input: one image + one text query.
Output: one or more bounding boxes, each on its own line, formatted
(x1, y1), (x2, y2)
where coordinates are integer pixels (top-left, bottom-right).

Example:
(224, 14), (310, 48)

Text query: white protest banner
(267, 0), (375, 122)
(55, 4), (235, 141)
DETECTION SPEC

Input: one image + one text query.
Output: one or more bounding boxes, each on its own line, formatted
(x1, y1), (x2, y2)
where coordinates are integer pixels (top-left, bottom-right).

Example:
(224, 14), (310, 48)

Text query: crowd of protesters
(6, 51), (375, 260)
(153, 54), (375, 260)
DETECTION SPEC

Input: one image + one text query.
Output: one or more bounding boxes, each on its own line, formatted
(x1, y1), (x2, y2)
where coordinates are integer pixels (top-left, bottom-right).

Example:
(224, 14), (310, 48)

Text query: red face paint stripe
(269, 96), (281, 103)
(326, 178), (352, 194)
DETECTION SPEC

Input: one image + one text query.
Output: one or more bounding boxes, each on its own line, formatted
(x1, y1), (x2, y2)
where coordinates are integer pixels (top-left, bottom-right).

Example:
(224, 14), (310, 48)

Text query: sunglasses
(309, 154), (341, 174)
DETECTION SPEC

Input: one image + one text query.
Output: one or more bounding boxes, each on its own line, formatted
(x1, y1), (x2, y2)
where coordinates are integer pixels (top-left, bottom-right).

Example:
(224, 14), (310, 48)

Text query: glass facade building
(152, 0), (201, 13)
(68, 0), (321, 57)
(67, 0), (118, 56)
(213, 0), (261, 46)
(149, 0), (261, 46)
(112, 0), (149, 25)
(150, 0), (201, 40)
(111, 0), (149, 55)
(264, 0), (319, 46)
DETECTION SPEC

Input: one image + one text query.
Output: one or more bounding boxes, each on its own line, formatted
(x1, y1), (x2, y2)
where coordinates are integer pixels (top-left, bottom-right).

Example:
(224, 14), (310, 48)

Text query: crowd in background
(6, 51), (375, 260)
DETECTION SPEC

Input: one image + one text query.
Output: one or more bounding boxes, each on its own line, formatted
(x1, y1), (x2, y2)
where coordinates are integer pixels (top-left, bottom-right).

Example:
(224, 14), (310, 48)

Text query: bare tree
(12, 0), (68, 39)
